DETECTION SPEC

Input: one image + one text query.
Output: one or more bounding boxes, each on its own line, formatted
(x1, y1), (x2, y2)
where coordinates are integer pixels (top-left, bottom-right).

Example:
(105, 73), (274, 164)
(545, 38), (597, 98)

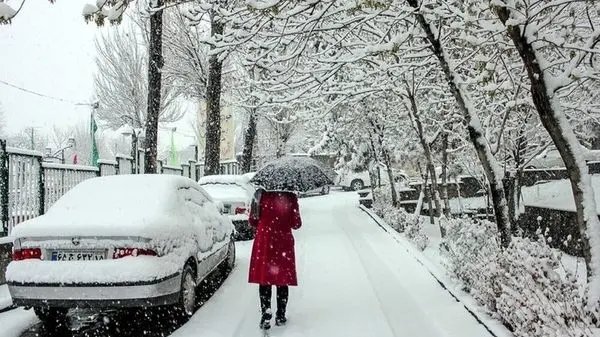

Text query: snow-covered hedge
(443, 218), (595, 337)
(372, 188), (429, 250)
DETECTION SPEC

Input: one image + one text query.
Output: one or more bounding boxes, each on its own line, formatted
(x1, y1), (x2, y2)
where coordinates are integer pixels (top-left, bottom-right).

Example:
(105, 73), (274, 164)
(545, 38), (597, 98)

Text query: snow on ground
(0, 191), (504, 337)
(0, 284), (12, 310)
(172, 192), (494, 337)
(0, 308), (37, 337)
(521, 176), (600, 213)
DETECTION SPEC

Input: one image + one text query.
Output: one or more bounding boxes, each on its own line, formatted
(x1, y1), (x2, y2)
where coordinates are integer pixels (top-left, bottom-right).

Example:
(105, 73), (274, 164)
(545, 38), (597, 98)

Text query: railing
(4, 146), (42, 235)
(0, 140), (239, 237)
(196, 159), (240, 178)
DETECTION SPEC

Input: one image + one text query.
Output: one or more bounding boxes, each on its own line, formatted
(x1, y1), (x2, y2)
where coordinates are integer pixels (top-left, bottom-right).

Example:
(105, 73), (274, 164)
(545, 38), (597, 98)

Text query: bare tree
(93, 15), (183, 136)
(162, 8), (209, 100)
(6, 127), (47, 152)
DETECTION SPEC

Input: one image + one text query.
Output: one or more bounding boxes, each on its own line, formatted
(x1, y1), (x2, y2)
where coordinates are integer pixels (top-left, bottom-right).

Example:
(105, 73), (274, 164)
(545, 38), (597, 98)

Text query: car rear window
(200, 184), (250, 201)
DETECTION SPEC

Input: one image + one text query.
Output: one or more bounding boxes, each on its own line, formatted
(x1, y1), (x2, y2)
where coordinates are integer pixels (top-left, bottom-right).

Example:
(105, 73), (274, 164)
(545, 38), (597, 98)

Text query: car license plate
(50, 250), (106, 261)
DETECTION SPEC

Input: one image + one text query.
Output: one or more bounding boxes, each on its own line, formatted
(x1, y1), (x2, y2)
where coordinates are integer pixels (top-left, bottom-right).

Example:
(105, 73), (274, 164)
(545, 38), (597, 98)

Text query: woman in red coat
(248, 189), (302, 330)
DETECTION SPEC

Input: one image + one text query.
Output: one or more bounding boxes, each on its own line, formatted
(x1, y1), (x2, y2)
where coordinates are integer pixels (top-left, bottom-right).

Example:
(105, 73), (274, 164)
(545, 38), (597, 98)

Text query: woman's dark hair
(250, 188), (264, 219)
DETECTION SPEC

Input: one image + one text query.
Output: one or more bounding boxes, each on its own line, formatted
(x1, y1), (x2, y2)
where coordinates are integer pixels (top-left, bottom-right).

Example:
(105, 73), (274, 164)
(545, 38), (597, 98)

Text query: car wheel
(34, 307), (68, 325)
(221, 239), (236, 273)
(174, 264), (197, 318)
(350, 179), (364, 191)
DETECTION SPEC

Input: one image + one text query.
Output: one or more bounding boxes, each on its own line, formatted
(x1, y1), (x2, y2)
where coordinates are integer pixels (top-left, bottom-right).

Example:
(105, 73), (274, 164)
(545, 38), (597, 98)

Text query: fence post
(37, 156), (45, 216)
(115, 156), (121, 175)
(189, 160), (196, 180)
(0, 140), (8, 236)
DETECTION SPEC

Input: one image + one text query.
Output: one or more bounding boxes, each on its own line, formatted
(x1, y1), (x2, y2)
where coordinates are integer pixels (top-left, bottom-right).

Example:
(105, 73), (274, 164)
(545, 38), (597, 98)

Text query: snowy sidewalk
(0, 284), (13, 311)
(171, 192), (494, 337)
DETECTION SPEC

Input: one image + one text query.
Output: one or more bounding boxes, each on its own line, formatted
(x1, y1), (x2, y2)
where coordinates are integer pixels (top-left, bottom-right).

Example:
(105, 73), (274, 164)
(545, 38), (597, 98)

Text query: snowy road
(172, 192), (494, 337)
(1, 192), (495, 337)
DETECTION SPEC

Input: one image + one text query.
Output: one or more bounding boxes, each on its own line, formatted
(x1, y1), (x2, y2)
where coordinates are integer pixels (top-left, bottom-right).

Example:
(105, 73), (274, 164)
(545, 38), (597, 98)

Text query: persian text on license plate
(51, 251), (106, 261)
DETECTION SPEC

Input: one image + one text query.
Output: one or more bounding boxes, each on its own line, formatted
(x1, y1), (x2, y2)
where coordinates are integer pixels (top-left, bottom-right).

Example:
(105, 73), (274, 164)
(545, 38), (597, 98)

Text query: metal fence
(0, 140), (239, 236)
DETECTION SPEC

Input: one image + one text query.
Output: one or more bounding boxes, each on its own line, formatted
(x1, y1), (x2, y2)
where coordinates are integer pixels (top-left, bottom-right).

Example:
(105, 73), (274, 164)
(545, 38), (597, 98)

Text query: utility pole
(27, 126), (41, 150)
(30, 127), (34, 150)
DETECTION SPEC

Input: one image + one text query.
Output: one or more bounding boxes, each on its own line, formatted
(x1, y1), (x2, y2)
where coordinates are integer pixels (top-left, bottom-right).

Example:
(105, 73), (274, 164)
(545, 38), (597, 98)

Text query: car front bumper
(8, 273), (181, 308)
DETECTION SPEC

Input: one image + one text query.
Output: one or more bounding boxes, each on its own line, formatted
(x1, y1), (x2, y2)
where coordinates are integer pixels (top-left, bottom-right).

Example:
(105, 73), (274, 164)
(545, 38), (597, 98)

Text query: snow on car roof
(201, 184), (251, 203)
(198, 174), (248, 185)
(51, 174), (190, 211)
(11, 175), (199, 239)
(522, 176), (600, 214)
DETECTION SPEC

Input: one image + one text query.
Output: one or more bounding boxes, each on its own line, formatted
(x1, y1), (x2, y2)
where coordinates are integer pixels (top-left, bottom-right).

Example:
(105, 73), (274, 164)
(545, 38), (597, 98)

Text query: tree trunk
(143, 0), (164, 174)
(367, 131), (379, 193)
(496, 6), (600, 301)
(406, 91), (443, 219)
(414, 163), (428, 217)
(241, 109), (257, 173)
(405, 0), (512, 247)
(370, 119), (399, 207)
(204, 16), (225, 176)
(441, 131), (451, 217)
(383, 149), (398, 207)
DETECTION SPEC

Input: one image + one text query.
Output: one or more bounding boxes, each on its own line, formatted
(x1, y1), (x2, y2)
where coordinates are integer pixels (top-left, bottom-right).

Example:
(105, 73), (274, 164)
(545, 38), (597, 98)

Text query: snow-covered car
(6, 174), (235, 323)
(241, 172), (256, 184)
(526, 146), (600, 169)
(198, 175), (255, 240)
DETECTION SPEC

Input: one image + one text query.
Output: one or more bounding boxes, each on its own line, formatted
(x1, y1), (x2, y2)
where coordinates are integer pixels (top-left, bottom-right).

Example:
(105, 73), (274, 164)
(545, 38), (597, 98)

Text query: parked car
(198, 175), (255, 240)
(336, 163), (408, 191)
(6, 174), (235, 323)
(526, 146), (600, 169)
(301, 165), (337, 196)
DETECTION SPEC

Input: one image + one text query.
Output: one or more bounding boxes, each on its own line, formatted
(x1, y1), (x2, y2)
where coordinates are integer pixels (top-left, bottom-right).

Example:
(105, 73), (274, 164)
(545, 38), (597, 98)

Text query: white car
(6, 175), (235, 323)
(198, 175), (255, 240)
(337, 164), (408, 191)
(526, 146), (600, 169)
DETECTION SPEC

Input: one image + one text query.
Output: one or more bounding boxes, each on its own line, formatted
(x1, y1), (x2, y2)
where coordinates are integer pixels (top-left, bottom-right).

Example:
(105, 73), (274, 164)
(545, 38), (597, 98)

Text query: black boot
(260, 309), (272, 330)
(275, 286), (288, 326)
(259, 285), (272, 330)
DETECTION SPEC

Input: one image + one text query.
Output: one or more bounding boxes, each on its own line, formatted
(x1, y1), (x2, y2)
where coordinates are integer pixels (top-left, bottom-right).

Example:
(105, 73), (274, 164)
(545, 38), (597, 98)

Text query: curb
(359, 205), (512, 337)
(0, 304), (16, 314)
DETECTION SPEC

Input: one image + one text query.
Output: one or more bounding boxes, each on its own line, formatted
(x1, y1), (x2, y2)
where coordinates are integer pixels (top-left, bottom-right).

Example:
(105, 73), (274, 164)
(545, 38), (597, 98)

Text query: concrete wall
(516, 206), (600, 257)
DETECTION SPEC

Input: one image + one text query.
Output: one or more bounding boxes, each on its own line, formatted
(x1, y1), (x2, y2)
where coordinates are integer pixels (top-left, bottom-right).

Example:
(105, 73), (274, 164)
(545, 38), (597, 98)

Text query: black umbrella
(250, 156), (335, 192)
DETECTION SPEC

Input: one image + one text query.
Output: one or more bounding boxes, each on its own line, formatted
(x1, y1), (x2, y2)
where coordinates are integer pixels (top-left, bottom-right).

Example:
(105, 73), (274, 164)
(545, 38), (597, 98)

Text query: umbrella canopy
(250, 156), (335, 192)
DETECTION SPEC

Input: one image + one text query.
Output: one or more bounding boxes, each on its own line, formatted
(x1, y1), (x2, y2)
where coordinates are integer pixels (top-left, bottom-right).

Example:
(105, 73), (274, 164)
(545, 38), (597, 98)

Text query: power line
(0, 79), (94, 106)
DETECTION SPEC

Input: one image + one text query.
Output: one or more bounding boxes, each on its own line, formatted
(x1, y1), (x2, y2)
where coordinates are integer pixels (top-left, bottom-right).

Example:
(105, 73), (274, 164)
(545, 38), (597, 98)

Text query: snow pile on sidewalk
(372, 188), (429, 250)
(443, 218), (596, 337)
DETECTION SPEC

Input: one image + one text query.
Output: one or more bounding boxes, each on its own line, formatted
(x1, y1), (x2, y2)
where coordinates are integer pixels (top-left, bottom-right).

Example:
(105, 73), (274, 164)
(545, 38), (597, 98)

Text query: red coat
(248, 191), (302, 286)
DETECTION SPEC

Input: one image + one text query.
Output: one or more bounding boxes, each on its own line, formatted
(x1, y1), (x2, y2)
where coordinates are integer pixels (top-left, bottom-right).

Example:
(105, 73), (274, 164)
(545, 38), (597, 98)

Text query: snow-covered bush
(404, 215), (429, 251)
(490, 237), (593, 337)
(373, 188), (429, 250)
(373, 188), (405, 230)
(443, 217), (500, 304)
(443, 218), (594, 336)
